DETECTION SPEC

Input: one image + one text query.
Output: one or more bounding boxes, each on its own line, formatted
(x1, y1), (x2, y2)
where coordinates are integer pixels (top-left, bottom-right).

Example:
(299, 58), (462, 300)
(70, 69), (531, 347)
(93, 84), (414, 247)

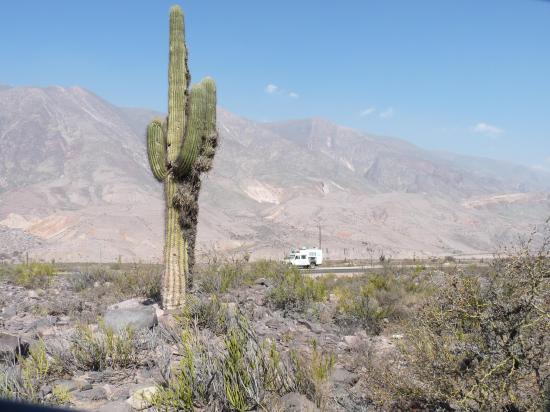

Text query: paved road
(301, 262), (488, 276)
(302, 265), (379, 275)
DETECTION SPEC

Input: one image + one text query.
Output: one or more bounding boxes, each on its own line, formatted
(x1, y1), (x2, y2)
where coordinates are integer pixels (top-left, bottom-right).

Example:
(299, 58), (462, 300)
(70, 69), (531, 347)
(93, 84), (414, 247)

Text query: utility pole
(318, 222), (322, 250)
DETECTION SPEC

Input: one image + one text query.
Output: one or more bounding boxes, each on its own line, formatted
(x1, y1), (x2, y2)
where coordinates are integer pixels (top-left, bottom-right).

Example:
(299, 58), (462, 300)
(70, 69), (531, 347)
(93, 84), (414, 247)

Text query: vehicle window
(295, 256), (300, 260)
(301, 255), (306, 259)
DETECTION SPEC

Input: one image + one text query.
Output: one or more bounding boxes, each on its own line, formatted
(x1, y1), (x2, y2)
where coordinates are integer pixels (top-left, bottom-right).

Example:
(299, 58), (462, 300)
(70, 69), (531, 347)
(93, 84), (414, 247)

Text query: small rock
(226, 302), (238, 317)
(52, 379), (79, 393)
(343, 335), (362, 347)
(152, 304), (164, 319)
(0, 332), (29, 361)
(57, 316), (70, 326)
(391, 333), (404, 340)
(97, 400), (131, 412)
(297, 319), (324, 334)
(265, 318), (281, 329)
(74, 386), (108, 401)
(86, 371), (105, 383)
(126, 386), (158, 410)
(254, 277), (271, 287)
(40, 385), (52, 397)
(93, 281), (101, 288)
(80, 383), (93, 391)
(279, 392), (319, 412)
(331, 367), (359, 387)
(36, 327), (56, 338)
(27, 290), (39, 299)
(2, 305), (17, 318)
(252, 306), (269, 321)
(26, 316), (57, 333)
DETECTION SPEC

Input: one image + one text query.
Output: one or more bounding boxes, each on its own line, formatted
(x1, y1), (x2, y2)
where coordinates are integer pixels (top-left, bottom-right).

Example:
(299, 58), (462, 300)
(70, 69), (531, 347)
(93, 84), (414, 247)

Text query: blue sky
(1, 0), (549, 168)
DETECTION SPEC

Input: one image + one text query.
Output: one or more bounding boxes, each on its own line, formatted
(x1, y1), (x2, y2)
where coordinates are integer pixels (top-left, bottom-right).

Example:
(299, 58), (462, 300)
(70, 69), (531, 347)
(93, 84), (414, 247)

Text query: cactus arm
(166, 5), (189, 169)
(198, 77), (218, 170)
(146, 120), (168, 181)
(176, 77), (217, 176)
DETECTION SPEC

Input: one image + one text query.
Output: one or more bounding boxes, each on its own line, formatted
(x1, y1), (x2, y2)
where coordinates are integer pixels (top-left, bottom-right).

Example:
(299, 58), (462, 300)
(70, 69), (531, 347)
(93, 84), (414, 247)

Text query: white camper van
(284, 247), (323, 268)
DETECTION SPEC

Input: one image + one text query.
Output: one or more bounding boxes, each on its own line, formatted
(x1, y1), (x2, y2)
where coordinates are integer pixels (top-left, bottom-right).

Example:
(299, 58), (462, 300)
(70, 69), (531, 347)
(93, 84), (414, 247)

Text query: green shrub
(71, 264), (162, 302)
(267, 268), (327, 312)
(0, 341), (58, 404)
(50, 385), (71, 405)
(113, 264), (162, 302)
(153, 314), (294, 411)
(70, 322), (144, 371)
(177, 294), (230, 335)
(290, 340), (335, 408)
(333, 273), (400, 334)
(198, 260), (245, 294)
(331, 271), (432, 334)
(13, 262), (56, 289)
(196, 257), (287, 294)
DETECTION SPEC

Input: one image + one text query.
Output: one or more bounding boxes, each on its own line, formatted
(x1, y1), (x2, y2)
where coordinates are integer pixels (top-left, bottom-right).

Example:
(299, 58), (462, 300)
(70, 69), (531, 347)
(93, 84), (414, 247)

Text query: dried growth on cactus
(146, 5), (218, 310)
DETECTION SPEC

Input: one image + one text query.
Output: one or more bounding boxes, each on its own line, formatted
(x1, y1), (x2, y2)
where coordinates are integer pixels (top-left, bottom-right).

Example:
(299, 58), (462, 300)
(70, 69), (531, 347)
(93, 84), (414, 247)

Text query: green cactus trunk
(146, 5), (218, 311)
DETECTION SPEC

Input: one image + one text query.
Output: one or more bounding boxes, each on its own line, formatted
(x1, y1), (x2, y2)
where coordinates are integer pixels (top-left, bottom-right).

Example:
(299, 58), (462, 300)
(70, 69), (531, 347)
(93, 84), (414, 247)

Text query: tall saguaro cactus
(147, 5), (218, 311)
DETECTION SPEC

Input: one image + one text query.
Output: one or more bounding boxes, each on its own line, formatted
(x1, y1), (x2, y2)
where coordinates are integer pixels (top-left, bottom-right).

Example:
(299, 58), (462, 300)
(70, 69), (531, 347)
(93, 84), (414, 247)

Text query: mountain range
(1, 85), (549, 262)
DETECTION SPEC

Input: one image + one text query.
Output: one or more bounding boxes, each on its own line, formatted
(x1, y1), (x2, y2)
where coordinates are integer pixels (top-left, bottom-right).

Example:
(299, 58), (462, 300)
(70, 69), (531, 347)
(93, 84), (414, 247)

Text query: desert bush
(50, 385), (71, 405)
(153, 315), (294, 411)
(0, 264), (16, 280)
(196, 254), (288, 294)
(70, 266), (116, 291)
(198, 259), (246, 294)
(71, 264), (162, 302)
(290, 340), (335, 409)
(11, 262), (56, 289)
(0, 341), (63, 405)
(70, 322), (147, 371)
(267, 268), (327, 312)
(114, 264), (162, 302)
(333, 273), (417, 334)
(371, 230), (550, 411)
(177, 294), (231, 335)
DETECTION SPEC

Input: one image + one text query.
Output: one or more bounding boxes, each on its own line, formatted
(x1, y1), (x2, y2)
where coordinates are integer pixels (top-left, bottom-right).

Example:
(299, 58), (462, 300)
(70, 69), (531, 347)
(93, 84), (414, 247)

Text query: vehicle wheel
(309, 262), (315, 269)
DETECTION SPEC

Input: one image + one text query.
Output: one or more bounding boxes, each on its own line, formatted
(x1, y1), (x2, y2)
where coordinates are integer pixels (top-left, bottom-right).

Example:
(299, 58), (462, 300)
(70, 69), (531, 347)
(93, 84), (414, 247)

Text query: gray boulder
(104, 298), (157, 331)
(0, 332), (29, 362)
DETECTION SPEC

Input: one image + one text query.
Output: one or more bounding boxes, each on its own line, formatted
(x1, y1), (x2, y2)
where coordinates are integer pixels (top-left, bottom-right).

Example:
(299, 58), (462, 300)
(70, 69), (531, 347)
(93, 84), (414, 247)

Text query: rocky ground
(0, 262), (408, 411)
(0, 226), (42, 263)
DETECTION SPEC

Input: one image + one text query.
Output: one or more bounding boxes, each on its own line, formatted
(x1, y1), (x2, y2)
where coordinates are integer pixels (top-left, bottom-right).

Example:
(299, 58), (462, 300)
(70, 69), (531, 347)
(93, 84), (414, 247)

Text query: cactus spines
(146, 5), (218, 311)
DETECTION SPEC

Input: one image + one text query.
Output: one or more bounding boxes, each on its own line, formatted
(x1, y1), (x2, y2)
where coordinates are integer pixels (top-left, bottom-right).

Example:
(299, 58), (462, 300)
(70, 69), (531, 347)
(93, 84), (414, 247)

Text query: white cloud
(472, 122), (504, 137)
(360, 107), (376, 117)
(265, 84), (279, 94)
(379, 107), (394, 119)
(265, 83), (299, 99)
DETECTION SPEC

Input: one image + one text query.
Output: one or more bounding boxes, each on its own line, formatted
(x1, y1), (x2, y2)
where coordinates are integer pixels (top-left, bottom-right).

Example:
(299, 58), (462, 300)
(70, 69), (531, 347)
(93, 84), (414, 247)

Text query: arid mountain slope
(1, 85), (549, 261)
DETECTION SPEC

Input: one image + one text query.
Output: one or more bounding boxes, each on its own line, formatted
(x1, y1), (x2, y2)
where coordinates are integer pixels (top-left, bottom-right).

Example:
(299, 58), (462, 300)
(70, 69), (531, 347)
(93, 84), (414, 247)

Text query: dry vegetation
(0, 228), (549, 411)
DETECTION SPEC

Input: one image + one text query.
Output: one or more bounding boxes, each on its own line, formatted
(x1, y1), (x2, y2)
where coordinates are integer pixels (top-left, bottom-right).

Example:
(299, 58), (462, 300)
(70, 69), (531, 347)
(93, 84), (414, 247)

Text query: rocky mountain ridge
(1, 85), (549, 261)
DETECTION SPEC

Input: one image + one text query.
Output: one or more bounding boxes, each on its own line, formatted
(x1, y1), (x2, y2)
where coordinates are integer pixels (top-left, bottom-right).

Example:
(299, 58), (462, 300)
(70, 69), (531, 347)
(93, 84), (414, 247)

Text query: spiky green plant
(147, 5), (218, 310)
